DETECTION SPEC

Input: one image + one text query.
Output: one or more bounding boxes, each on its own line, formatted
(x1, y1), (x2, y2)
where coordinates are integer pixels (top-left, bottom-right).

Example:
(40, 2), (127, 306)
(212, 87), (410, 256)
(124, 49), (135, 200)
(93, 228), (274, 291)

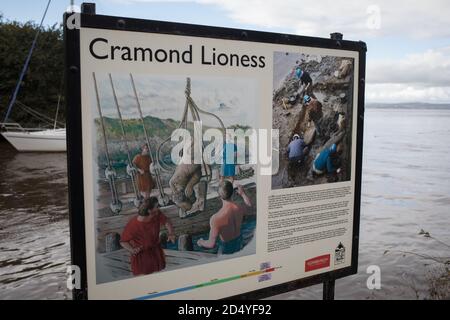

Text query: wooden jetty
(97, 248), (217, 283)
(96, 177), (257, 253)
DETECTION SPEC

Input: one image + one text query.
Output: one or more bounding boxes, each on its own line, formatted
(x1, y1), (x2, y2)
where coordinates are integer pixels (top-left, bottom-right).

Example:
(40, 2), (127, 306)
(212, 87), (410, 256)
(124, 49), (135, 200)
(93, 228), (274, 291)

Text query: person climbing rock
(295, 67), (314, 98)
(197, 181), (252, 254)
(120, 197), (175, 276)
(133, 143), (154, 199)
(310, 143), (342, 179)
(287, 133), (309, 167)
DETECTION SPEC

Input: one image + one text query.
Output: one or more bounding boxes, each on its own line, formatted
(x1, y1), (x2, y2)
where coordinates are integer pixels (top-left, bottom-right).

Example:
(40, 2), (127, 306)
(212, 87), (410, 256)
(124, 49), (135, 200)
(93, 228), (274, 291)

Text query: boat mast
(129, 73), (168, 205)
(53, 74), (64, 130)
(93, 72), (122, 214)
(3, 0), (52, 123)
(109, 74), (142, 207)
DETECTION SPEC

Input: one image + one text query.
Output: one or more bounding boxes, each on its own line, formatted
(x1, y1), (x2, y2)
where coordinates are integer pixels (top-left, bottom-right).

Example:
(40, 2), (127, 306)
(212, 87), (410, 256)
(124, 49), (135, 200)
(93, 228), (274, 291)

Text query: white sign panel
(67, 15), (364, 300)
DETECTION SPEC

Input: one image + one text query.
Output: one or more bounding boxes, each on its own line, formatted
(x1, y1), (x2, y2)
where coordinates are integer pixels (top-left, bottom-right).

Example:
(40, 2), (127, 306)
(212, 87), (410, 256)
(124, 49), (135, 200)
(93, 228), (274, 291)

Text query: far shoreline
(366, 102), (450, 110)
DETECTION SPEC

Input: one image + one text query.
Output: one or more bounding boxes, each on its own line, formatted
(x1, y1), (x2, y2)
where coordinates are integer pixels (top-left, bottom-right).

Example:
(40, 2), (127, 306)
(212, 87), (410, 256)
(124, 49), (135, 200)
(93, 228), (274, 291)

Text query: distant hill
(366, 102), (450, 110)
(97, 115), (179, 140)
(96, 115), (243, 141)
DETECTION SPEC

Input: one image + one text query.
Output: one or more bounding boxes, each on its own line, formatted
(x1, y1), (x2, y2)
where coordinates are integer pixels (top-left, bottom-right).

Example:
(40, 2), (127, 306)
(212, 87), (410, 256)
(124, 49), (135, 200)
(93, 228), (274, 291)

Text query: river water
(1, 108), (449, 299)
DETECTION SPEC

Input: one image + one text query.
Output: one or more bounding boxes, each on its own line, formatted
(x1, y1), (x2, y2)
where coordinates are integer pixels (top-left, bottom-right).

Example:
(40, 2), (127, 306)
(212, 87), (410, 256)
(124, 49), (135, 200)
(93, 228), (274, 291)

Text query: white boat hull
(1, 129), (66, 152)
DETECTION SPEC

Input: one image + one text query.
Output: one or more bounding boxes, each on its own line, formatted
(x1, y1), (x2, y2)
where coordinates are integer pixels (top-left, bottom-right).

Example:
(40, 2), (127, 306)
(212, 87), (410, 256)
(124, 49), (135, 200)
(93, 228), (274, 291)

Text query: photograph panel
(272, 52), (354, 189)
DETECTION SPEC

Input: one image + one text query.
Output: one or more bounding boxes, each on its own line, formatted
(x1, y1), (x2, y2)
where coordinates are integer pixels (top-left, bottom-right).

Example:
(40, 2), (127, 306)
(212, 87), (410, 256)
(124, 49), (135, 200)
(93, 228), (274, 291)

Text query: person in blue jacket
(295, 67), (314, 98)
(312, 143), (342, 175)
(287, 133), (308, 165)
(220, 134), (238, 183)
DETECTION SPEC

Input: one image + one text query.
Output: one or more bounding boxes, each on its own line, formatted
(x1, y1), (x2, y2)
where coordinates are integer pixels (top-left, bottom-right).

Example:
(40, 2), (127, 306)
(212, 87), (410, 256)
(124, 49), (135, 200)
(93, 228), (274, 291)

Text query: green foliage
(0, 15), (64, 127)
(97, 116), (180, 141)
(228, 124), (251, 131)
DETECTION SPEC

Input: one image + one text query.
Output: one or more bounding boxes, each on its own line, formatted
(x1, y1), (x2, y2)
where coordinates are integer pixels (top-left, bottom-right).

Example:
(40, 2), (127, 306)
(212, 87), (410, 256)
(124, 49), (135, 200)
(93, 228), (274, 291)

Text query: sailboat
(1, 124), (66, 152)
(0, 0), (66, 152)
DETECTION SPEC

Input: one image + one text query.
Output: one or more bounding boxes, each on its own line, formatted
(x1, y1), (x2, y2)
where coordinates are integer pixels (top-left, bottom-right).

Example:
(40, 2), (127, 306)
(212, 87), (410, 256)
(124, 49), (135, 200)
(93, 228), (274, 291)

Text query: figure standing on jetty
(220, 133), (238, 183)
(197, 181), (252, 254)
(133, 143), (154, 199)
(120, 197), (175, 276)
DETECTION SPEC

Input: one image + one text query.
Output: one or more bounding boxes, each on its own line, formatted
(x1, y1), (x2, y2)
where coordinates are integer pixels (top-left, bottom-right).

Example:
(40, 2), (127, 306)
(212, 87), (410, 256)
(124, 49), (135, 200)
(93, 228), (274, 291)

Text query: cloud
(105, 1), (450, 102)
(114, 0), (450, 39)
(366, 46), (450, 102)
(367, 46), (450, 87)
(366, 84), (450, 103)
(94, 73), (259, 127)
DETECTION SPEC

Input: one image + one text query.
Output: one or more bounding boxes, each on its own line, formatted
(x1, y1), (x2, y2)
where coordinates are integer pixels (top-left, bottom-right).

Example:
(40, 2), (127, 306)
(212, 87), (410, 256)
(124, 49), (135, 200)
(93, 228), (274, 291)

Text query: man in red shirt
(120, 197), (175, 276)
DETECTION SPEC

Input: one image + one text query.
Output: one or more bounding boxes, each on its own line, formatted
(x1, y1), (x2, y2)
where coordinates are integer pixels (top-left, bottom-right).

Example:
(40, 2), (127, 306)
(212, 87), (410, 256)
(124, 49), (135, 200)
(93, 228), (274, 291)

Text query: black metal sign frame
(64, 3), (366, 300)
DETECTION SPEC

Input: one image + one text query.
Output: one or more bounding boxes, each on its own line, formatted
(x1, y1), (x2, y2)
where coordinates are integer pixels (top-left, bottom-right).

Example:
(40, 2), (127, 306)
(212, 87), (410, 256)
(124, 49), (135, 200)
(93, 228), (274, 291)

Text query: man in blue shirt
(220, 134), (238, 183)
(312, 143), (342, 175)
(287, 133), (308, 165)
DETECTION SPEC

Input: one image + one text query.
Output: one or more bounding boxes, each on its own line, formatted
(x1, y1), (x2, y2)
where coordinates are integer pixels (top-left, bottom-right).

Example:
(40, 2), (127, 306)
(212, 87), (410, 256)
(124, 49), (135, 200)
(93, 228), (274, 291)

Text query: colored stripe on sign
(134, 267), (279, 300)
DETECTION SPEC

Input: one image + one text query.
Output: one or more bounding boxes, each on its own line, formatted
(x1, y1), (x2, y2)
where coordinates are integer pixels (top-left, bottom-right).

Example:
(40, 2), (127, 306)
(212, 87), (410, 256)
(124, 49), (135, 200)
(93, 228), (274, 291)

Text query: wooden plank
(99, 248), (217, 280)
(96, 183), (256, 253)
(97, 183), (256, 237)
(97, 177), (256, 214)
(164, 249), (216, 260)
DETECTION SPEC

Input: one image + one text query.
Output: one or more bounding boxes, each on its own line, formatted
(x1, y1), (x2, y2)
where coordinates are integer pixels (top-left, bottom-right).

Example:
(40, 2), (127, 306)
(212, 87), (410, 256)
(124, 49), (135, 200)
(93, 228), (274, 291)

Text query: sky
(95, 73), (258, 127)
(1, 0), (450, 103)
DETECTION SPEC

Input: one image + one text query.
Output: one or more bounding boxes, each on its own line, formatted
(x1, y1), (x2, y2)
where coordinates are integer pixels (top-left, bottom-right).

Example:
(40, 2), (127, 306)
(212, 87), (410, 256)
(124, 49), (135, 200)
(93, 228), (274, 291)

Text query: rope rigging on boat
(156, 77), (226, 182)
(93, 72), (122, 214)
(13, 100), (65, 128)
(129, 73), (169, 206)
(3, 0), (52, 124)
(53, 72), (65, 130)
(109, 74), (142, 208)
(156, 92), (189, 173)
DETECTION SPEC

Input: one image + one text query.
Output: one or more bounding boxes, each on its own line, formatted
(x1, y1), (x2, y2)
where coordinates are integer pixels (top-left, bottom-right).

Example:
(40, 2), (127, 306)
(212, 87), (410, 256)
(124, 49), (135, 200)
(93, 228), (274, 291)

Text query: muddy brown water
(0, 144), (71, 299)
(0, 108), (449, 299)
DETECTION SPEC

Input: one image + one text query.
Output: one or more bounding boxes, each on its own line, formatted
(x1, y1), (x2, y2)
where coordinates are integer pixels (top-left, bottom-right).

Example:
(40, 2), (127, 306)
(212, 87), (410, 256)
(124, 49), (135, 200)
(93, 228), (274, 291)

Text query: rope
(129, 73), (166, 202)
(156, 77), (223, 182)
(127, 76), (226, 204)
(15, 103), (53, 125)
(93, 72), (122, 214)
(93, 74), (111, 164)
(109, 74), (141, 205)
(187, 91), (211, 181)
(188, 96), (226, 132)
(54, 72), (65, 129)
(156, 95), (189, 172)
(15, 100), (64, 126)
(54, 96), (61, 130)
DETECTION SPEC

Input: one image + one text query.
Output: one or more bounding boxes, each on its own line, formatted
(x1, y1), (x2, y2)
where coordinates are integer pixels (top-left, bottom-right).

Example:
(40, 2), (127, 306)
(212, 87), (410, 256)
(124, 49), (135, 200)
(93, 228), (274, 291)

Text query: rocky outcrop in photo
(272, 55), (354, 189)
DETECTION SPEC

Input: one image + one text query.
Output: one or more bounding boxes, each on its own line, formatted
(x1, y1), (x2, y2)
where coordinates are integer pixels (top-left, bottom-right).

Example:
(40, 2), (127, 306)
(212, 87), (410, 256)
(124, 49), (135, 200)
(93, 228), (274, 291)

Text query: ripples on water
(0, 147), (71, 299)
(273, 108), (450, 300)
(1, 108), (449, 299)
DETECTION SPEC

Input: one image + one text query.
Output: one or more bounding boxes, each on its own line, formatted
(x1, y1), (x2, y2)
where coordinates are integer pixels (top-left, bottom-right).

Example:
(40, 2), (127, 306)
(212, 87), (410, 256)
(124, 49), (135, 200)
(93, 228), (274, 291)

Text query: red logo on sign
(305, 254), (331, 272)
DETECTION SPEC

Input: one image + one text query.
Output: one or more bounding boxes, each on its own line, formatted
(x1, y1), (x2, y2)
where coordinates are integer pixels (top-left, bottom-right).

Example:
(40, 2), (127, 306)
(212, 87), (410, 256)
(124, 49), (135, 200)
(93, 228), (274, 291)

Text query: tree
(0, 14), (64, 127)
